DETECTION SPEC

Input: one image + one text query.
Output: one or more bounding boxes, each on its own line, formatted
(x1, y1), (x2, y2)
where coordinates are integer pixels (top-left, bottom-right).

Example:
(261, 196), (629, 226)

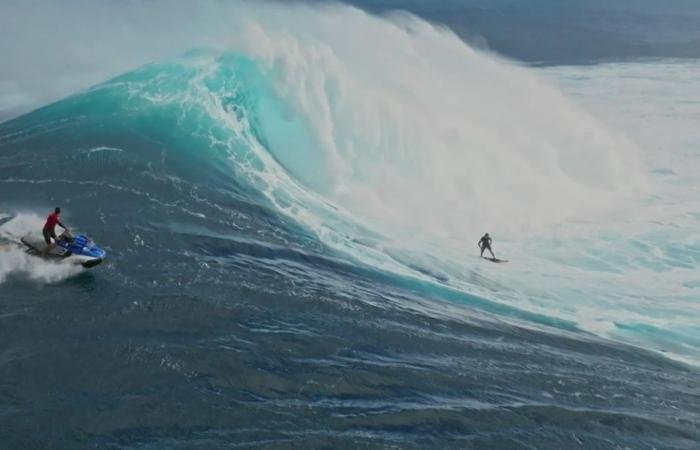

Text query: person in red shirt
(42, 207), (69, 254)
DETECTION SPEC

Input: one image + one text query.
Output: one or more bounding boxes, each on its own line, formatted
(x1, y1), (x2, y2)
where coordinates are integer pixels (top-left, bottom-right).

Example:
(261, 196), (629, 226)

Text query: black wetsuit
(479, 235), (494, 257)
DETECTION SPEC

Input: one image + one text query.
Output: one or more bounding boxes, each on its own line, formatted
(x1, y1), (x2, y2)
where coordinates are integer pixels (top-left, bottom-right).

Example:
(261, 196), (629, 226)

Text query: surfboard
(481, 256), (508, 263)
(21, 234), (70, 257)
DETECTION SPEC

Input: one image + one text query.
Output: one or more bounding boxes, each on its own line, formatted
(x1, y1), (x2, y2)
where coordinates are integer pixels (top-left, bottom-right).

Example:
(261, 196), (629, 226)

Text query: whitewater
(1, 1), (699, 448)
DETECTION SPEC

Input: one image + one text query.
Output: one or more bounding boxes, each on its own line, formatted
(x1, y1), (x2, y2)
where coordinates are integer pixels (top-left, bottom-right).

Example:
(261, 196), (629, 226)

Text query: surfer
(478, 233), (495, 259)
(42, 207), (69, 255)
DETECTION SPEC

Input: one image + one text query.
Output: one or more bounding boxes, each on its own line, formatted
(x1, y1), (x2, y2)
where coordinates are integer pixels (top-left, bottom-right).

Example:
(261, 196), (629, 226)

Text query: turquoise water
(0, 3), (699, 448)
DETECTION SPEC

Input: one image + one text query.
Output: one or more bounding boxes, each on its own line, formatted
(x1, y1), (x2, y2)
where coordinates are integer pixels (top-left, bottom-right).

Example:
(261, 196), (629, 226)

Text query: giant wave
(1, 1), (699, 448)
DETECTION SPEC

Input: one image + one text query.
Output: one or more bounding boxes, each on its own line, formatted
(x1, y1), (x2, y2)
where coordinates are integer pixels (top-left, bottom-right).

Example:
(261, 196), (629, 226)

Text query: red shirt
(44, 212), (60, 231)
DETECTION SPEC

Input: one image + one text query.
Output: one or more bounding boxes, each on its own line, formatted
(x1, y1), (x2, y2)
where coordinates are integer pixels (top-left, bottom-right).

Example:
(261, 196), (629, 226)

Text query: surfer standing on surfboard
(478, 233), (496, 259)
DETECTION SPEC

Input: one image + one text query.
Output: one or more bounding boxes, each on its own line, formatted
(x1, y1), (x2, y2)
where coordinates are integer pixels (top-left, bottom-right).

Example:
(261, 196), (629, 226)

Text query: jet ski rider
(42, 207), (69, 255)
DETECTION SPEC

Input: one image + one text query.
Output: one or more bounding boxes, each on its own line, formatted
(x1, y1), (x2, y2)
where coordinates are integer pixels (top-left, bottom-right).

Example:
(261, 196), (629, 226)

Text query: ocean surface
(1, 3), (699, 449)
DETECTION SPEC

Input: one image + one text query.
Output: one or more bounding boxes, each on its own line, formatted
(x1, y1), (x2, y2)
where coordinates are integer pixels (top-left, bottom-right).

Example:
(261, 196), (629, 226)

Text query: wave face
(0, 2), (699, 449)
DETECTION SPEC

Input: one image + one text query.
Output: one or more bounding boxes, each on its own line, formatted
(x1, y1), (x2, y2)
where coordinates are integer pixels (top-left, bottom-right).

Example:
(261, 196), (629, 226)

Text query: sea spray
(0, 213), (84, 283)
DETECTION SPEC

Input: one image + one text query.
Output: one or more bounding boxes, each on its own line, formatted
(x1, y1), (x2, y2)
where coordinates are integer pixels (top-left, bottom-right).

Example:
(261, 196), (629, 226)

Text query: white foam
(0, 213), (83, 284)
(0, 2), (648, 240)
(86, 146), (123, 154)
(229, 7), (647, 240)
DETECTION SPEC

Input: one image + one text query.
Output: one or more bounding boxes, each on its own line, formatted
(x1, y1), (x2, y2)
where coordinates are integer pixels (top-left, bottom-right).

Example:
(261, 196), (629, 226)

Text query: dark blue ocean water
(1, 34), (699, 450)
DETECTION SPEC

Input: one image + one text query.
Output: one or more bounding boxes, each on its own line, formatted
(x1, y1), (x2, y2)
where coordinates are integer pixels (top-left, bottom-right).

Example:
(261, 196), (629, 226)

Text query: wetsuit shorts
(43, 228), (56, 244)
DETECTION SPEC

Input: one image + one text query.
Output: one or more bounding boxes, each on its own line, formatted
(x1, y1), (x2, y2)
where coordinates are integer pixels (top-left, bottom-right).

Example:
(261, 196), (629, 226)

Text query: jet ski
(21, 230), (106, 268)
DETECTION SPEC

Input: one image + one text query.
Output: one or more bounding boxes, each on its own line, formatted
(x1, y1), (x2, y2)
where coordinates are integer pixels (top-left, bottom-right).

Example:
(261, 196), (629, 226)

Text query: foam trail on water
(0, 213), (83, 284)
